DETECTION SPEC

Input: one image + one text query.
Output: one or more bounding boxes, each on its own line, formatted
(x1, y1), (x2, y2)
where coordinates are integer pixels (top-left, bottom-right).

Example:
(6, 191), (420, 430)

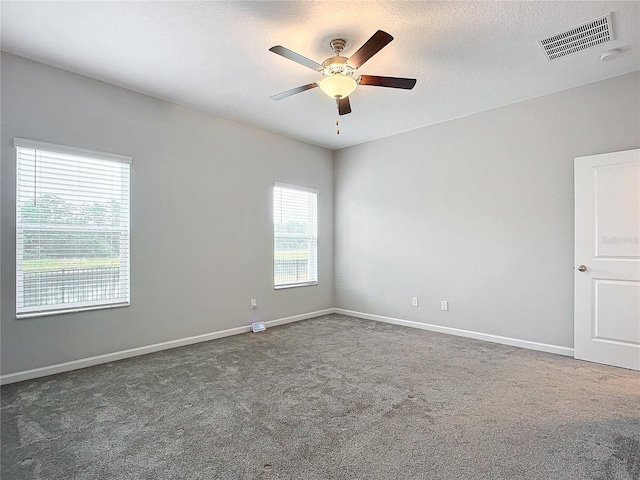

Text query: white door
(575, 149), (640, 371)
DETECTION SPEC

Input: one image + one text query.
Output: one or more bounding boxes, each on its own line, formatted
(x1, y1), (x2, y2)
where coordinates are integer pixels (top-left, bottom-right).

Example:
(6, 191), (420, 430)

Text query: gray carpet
(2, 314), (639, 479)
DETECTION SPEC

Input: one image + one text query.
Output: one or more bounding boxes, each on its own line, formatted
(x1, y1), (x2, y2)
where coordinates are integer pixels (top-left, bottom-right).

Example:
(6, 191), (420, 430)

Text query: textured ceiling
(1, 1), (639, 150)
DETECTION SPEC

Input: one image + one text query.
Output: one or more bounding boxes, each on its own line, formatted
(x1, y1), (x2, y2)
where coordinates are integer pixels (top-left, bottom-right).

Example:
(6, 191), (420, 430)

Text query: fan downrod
(330, 39), (346, 55)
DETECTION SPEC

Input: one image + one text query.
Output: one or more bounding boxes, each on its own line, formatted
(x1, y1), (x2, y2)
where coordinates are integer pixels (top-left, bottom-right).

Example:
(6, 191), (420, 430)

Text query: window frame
(14, 138), (132, 318)
(273, 182), (319, 289)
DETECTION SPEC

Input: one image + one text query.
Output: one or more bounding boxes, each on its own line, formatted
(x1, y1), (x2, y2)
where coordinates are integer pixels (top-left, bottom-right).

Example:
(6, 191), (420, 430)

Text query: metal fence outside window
(23, 267), (121, 307)
(274, 259), (308, 284)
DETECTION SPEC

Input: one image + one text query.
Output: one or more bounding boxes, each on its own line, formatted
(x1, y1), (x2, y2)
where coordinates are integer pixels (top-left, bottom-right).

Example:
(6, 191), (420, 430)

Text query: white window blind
(273, 183), (318, 288)
(15, 138), (131, 317)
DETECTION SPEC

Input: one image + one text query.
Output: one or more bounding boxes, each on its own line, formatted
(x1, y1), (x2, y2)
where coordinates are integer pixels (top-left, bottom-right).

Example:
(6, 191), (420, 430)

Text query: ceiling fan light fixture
(318, 75), (357, 99)
(269, 30), (416, 114)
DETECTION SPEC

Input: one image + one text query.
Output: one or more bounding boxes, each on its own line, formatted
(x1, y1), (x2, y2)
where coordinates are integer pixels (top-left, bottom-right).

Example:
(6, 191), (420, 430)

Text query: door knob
(577, 265), (587, 272)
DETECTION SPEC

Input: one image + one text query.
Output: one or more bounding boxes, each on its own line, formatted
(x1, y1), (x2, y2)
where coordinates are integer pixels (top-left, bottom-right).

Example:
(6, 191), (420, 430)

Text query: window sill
(16, 302), (130, 319)
(274, 282), (318, 290)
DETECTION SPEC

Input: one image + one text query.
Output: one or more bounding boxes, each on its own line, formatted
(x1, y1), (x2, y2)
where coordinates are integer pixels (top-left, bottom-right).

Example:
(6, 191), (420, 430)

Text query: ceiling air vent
(538, 13), (613, 61)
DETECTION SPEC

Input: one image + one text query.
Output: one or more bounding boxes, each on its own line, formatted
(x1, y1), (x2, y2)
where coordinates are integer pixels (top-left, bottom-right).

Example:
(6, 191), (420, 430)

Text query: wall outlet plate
(252, 322), (266, 332)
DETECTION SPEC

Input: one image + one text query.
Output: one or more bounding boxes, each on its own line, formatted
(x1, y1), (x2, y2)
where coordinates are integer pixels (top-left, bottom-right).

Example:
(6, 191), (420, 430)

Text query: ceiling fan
(269, 30), (416, 116)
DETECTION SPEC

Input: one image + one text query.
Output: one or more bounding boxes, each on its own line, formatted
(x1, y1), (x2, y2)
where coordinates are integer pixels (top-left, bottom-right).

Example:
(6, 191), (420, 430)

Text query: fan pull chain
(336, 119), (340, 135)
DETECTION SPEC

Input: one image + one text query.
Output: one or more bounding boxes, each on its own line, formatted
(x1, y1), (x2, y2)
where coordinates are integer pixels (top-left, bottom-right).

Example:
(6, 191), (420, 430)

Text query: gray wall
(2, 52), (638, 376)
(334, 72), (640, 348)
(1, 53), (334, 375)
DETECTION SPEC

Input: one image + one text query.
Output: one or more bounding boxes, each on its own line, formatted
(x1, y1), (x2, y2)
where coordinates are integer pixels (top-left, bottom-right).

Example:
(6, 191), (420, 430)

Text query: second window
(273, 183), (318, 288)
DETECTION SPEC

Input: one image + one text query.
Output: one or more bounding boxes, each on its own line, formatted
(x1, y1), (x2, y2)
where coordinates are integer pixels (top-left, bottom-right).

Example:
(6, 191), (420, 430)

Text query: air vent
(538, 13), (613, 61)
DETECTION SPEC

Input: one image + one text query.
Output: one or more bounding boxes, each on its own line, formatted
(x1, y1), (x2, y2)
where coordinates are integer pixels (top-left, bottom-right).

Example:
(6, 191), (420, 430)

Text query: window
(15, 138), (131, 317)
(273, 183), (318, 288)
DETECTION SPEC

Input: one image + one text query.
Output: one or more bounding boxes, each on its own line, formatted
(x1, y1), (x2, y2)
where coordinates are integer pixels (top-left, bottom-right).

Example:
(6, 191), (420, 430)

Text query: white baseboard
(334, 308), (574, 357)
(1, 307), (574, 385)
(0, 308), (334, 385)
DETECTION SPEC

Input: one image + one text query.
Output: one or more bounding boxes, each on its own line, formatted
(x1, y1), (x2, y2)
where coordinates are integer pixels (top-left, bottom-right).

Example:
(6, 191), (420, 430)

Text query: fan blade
(347, 30), (394, 69)
(337, 97), (351, 115)
(269, 46), (323, 71)
(270, 83), (318, 100)
(359, 75), (417, 89)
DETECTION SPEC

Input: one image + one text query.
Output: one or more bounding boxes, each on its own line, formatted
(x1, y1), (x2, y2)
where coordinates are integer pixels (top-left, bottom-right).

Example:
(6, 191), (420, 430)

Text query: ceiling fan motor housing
(319, 44), (357, 99)
(322, 39), (356, 78)
(321, 56), (356, 77)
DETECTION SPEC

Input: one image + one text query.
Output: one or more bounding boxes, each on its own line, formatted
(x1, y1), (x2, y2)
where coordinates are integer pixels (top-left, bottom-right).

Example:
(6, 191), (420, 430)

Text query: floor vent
(538, 13), (613, 61)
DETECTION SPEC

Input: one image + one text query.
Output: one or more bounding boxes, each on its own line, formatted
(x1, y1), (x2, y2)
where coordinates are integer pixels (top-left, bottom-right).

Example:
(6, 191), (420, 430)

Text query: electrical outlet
(412, 297), (419, 307)
(441, 300), (448, 311)
(250, 299), (257, 309)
